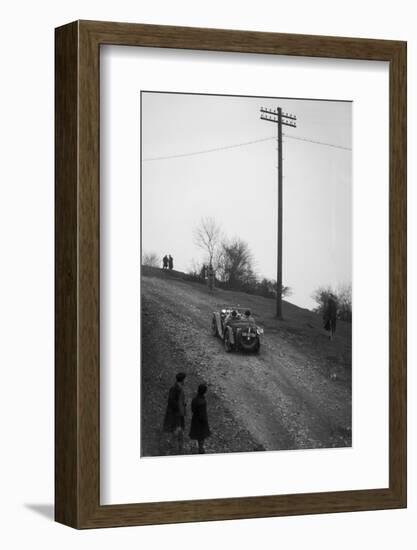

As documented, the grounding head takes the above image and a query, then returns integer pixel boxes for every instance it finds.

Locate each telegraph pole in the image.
[260,106,297,319]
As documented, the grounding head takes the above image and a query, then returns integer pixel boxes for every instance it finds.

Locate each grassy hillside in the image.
[141,265,352,456]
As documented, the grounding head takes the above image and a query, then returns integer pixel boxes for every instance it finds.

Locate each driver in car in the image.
[224,309,238,325]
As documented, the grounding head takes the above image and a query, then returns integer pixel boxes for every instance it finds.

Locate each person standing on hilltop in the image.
[163,372,187,454]
[162,255,168,269]
[168,254,174,270]
[189,383,211,454]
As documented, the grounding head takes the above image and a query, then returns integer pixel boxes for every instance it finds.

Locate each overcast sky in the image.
[141,92,352,310]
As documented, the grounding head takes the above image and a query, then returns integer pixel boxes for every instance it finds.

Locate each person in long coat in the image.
[323,294,338,340]
[168,254,174,270]
[163,372,186,454]
[189,383,211,454]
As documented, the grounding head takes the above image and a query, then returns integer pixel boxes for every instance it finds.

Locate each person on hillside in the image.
[163,372,187,454]
[324,294,338,340]
[162,255,168,269]
[168,254,174,270]
[207,263,215,290]
[189,383,211,454]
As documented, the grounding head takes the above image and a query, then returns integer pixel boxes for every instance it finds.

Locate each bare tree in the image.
[194,217,222,268]
[217,238,254,289]
[336,284,352,322]
[312,286,333,317]
[142,251,159,268]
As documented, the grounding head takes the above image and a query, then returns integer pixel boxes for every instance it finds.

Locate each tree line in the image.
[142,216,351,319]
[191,217,292,299]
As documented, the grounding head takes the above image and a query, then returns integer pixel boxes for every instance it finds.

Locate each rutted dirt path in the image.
[141,268,351,456]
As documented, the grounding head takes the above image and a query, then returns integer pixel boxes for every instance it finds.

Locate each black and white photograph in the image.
[140,91,352,457]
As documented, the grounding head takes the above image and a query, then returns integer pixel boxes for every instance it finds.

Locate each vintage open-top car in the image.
[211,305,263,353]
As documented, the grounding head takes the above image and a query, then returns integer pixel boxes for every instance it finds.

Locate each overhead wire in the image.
[283,134,351,151]
[142,134,351,162]
[142,136,275,162]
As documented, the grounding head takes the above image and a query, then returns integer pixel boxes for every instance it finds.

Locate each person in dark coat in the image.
[207,263,215,290]
[163,372,186,454]
[162,255,168,269]
[168,254,174,270]
[324,294,338,340]
[189,383,211,454]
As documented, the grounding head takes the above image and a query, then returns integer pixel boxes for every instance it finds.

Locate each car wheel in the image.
[211,316,218,336]
[224,331,232,352]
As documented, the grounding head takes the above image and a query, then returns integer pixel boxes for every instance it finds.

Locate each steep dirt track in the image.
[141,268,351,456]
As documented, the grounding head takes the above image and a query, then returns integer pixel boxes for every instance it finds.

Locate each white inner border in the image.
[100,45,389,505]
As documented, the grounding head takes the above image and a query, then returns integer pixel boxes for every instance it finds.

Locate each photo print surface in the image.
[140,91,352,457]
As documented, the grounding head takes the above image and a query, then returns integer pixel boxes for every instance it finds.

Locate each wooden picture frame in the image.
[55,20,406,528]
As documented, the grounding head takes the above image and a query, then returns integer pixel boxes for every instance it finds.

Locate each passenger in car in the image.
[244,309,255,323]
